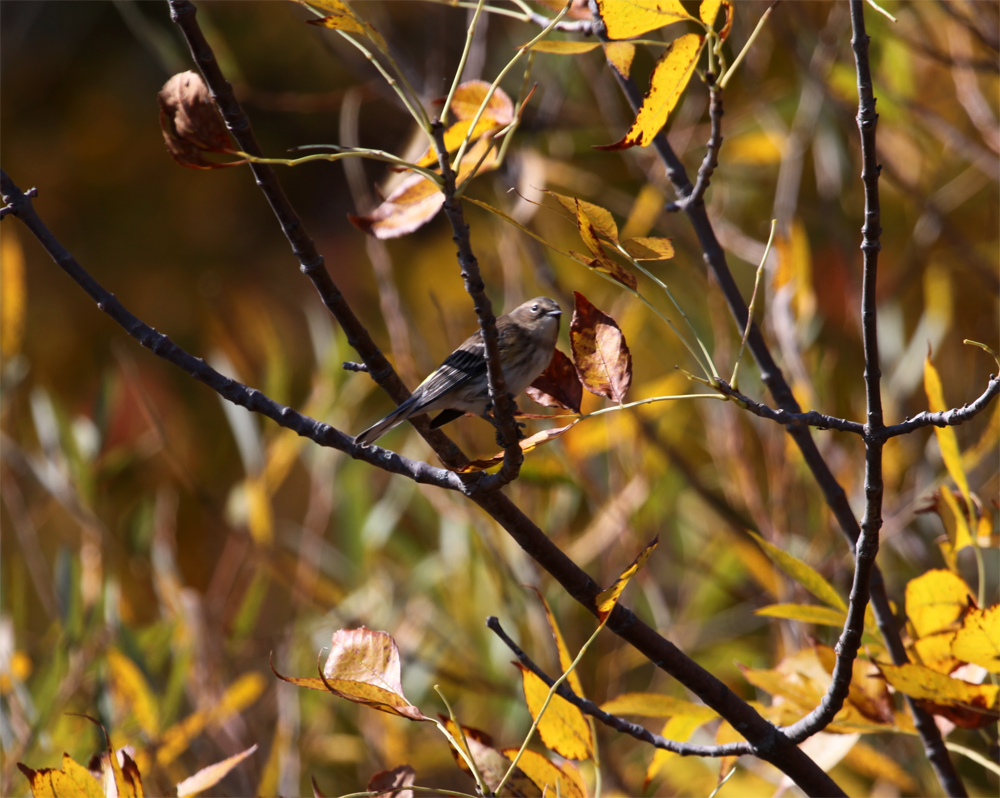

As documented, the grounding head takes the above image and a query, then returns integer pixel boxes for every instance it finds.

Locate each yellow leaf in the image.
[924,355,972,513]
[456,421,579,472]
[644,715,707,787]
[754,604,847,628]
[443,720,539,796]
[699,0,722,27]
[595,535,659,621]
[622,236,674,260]
[244,475,273,544]
[523,40,601,54]
[500,749,586,798]
[600,692,717,720]
[107,648,159,736]
[620,183,663,240]
[962,400,999,473]
[905,569,974,638]
[176,745,257,798]
[528,587,585,698]
[939,487,974,552]
[603,42,635,77]
[302,0,388,52]
[952,606,1000,672]
[449,80,515,124]
[544,190,619,242]
[875,661,999,711]
[572,201,637,289]
[415,117,500,168]
[1,226,26,359]
[723,129,785,165]
[17,754,104,798]
[596,0,694,40]
[747,531,847,613]
[596,34,702,150]
[516,664,594,760]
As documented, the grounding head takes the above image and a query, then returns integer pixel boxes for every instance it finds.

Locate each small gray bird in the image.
[356,297,562,446]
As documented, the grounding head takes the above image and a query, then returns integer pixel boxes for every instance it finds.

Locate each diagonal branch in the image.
[486,617,754,758]
[714,380,866,434]
[666,77,723,213]
[881,376,1000,439]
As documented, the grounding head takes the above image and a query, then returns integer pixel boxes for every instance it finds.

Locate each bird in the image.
[355,297,562,446]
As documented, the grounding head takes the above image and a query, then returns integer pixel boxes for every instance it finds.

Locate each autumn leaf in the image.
[301,0,388,52]
[272,628,431,721]
[952,605,1000,672]
[622,236,674,260]
[515,663,594,760]
[457,421,579,472]
[747,530,847,613]
[595,34,703,150]
[176,745,257,798]
[367,765,416,798]
[600,693,718,720]
[570,292,633,402]
[527,349,583,413]
[499,749,586,798]
[440,718,540,796]
[874,661,999,716]
[447,80,515,124]
[545,190,619,242]
[158,71,235,169]
[754,604,848,628]
[527,586,585,698]
[18,754,104,798]
[595,535,658,622]
[521,40,601,55]
[595,0,694,40]
[603,42,635,78]
[924,354,973,513]
[906,569,975,637]
[1,227,26,359]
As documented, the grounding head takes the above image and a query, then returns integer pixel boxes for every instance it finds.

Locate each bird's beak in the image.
[548,309,562,317]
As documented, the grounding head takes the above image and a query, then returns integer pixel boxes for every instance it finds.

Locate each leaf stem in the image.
[719,2,777,89]
[731,219,777,391]
[232,150,443,185]
[434,685,489,797]
[442,0,487,128]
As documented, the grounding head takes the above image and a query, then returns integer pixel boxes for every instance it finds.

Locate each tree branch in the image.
[714,380,866,435]
[166,0,470,471]
[666,77,723,213]
[486,617,754,758]
[881,375,1000,439]
[432,121,523,490]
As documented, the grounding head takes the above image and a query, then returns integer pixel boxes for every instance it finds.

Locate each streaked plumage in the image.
[356,297,562,446]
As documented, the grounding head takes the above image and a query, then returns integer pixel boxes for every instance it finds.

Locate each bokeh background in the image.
[1,1,997,795]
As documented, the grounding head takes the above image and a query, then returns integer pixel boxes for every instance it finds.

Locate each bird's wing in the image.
[411,335,486,412]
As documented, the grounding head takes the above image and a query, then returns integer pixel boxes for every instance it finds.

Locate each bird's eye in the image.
[531,303,539,313]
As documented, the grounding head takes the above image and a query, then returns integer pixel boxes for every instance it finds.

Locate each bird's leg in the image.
[483,395,526,446]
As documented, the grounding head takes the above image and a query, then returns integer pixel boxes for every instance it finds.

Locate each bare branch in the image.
[882,376,1000,439]
[715,380,866,435]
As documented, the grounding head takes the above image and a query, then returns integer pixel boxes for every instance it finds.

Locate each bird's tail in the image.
[355,398,416,446]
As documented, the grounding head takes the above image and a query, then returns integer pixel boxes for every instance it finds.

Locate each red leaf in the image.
[527,349,583,413]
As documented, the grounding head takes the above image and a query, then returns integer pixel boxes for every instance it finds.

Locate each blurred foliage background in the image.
[1,1,997,795]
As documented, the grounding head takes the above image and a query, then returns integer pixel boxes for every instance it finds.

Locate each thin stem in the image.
[491,51,536,173]
[719,2,778,89]
[577,393,723,420]
[234,150,442,184]
[714,380,865,434]
[442,0,487,128]
[732,220,777,391]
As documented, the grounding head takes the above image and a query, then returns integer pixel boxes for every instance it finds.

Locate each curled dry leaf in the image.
[176,745,257,798]
[158,71,233,169]
[272,627,431,721]
[527,349,583,413]
[595,535,659,622]
[457,421,579,472]
[595,34,703,151]
[545,190,619,242]
[367,765,417,798]
[570,292,632,403]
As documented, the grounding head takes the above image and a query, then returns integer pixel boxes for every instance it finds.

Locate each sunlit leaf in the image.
[906,569,974,638]
[952,606,1000,672]
[527,586,585,697]
[176,745,257,798]
[924,354,973,513]
[754,604,847,628]
[302,0,388,52]
[448,80,515,124]
[600,692,717,720]
[441,718,540,796]
[596,0,694,40]
[545,190,619,242]
[527,349,584,413]
[500,749,586,798]
[644,715,706,788]
[603,42,635,77]
[595,535,658,622]
[158,72,235,169]
[622,236,674,260]
[595,34,702,150]
[875,661,999,713]
[747,530,847,613]
[842,742,918,795]
[515,664,594,760]
[939,487,974,552]
[522,40,601,54]
[17,754,103,798]
[570,292,633,403]
[699,0,722,27]
[814,644,895,725]
[456,421,579,472]
[107,648,159,736]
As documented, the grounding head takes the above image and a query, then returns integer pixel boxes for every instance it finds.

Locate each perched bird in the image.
[356,297,562,446]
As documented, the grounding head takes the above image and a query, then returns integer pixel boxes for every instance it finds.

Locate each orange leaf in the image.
[595,535,659,622]
[527,349,583,413]
[595,34,702,151]
[545,190,619,242]
[515,664,594,760]
[570,292,632,402]
[499,749,586,798]
[527,586,585,698]
[456,421,579,472]
[448,80,514,124]
[301,0,388,51]
[596,0,694,40]
[622,236,674,260]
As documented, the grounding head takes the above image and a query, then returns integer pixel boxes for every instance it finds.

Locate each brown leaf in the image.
[570,292,632,402]
[367,765,416,798]
[527,349,583,413]
[158,71,233,169]
[440,717,540,796]
[457,422,578,472]
[544,190,619,242]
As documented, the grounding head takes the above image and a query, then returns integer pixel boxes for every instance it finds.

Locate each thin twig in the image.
[881,376,1000,439]
[666,75,723,213]
[714,380,866,435]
